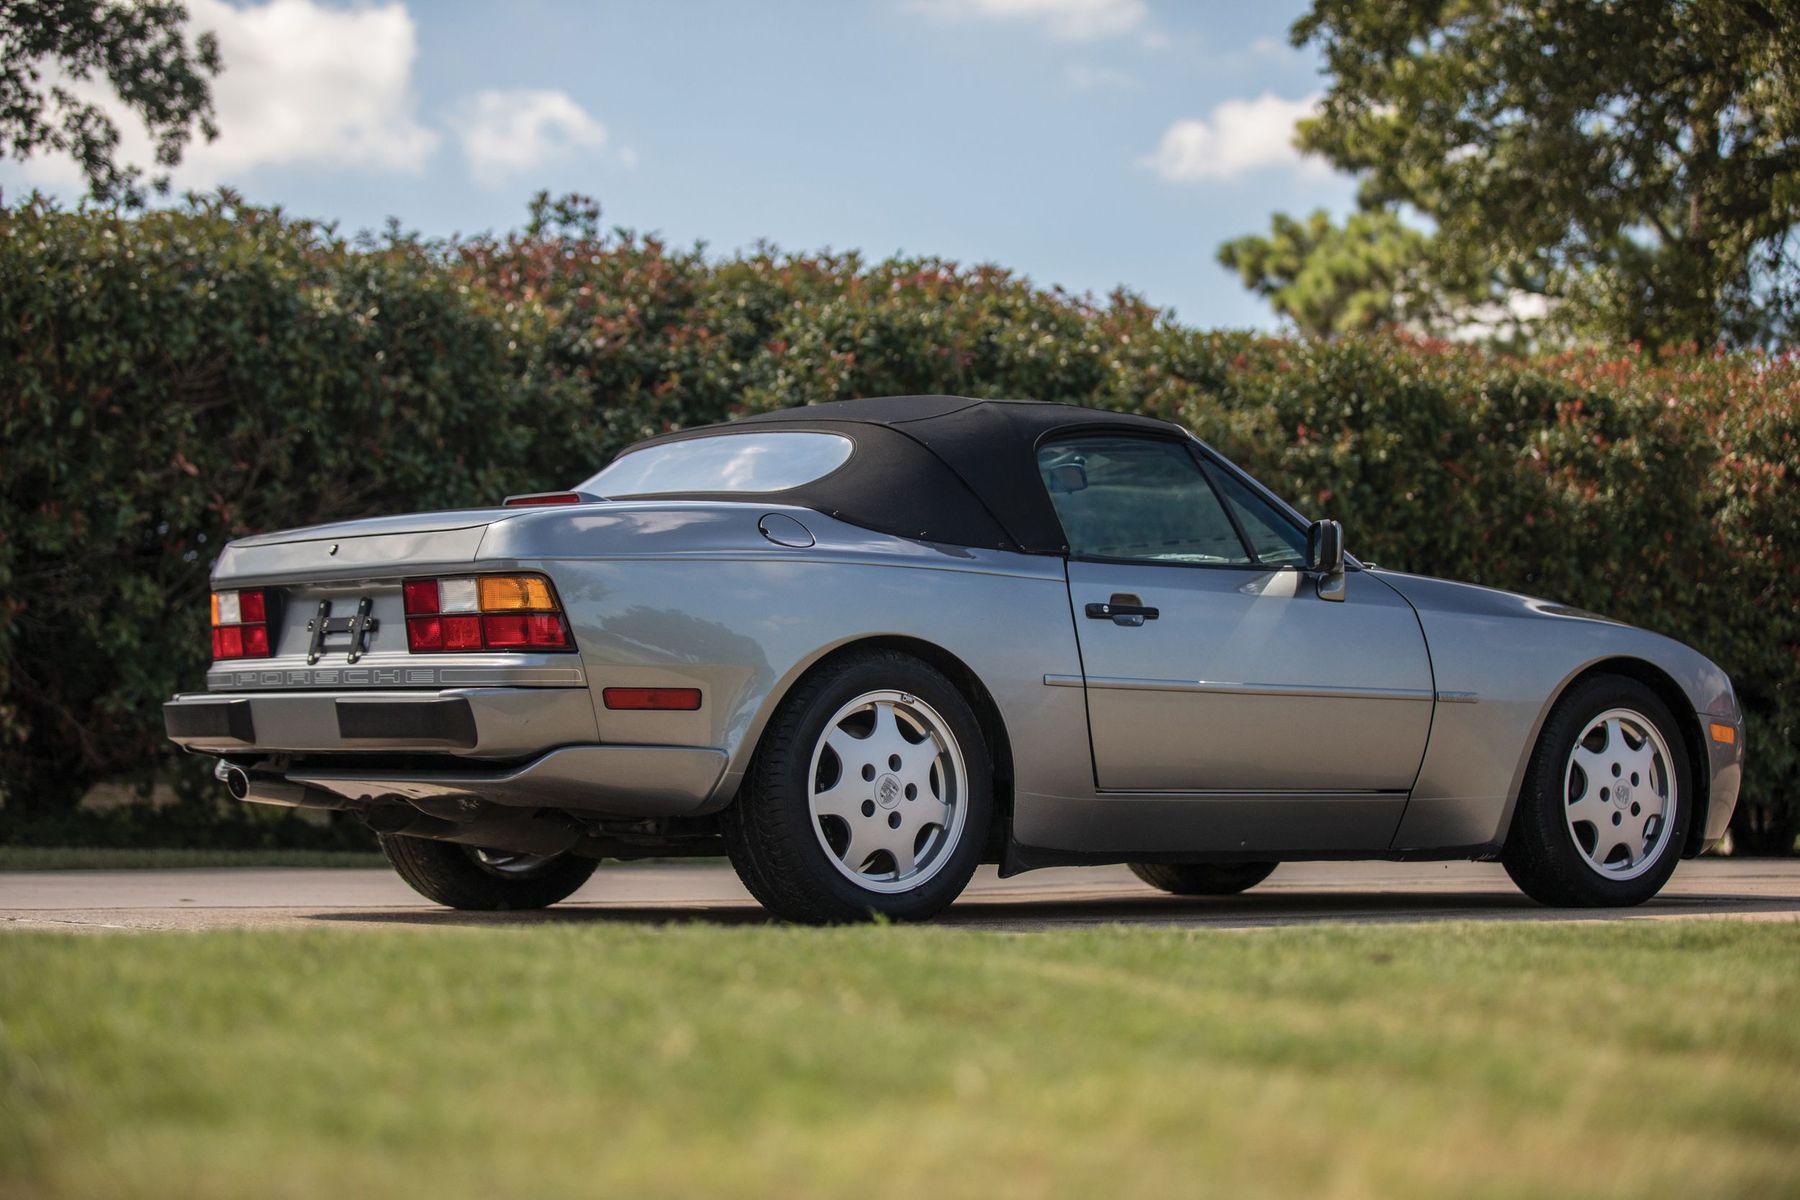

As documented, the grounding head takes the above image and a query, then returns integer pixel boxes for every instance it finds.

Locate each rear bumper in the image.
[287,744,729,818]
[165,688,730,817]
[163,686,598,758]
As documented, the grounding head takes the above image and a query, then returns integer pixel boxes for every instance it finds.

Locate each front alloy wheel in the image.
[1560,708,1678,880]
[1128,861,1278,896]
[1503,674,1691,907]
[379,835,598,910]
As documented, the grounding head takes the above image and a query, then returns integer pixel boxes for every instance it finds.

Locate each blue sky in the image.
[4,0,1359,328]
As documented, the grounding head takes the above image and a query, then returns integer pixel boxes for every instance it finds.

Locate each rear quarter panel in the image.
[477,504,1091,812]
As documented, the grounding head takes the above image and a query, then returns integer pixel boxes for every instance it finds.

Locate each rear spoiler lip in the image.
[501,490,608,507]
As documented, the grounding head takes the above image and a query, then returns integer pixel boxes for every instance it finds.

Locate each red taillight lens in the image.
[442,614,484,651]
[480,613,571,648]
[603,687,702,711]
[210,588,274,660]
[405,616,442,651]
[402,574,570,653]
[403,579,439,614]
[482,614,530,648]
[525,614,566,646]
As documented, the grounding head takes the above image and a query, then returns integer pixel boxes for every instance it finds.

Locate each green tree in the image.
[1229,0,1799,348]
[1218,207,1460,337]
[0,0,220,205]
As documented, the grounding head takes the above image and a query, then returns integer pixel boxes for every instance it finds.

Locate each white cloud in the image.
[13,0,437,191]
[452,89,608,186]
[906,0,1147,40]
[1141,93,1327,182]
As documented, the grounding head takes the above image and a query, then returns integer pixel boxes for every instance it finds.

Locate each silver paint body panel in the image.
[176,497,1745,861]
[1376,571,1742,849]
[1065,560,1432,792]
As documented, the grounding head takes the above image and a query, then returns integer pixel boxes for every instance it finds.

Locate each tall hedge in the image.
[2,196,1795,850]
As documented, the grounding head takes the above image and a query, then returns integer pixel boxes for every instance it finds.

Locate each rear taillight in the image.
[211,588,274,659]
[402,573,573,652]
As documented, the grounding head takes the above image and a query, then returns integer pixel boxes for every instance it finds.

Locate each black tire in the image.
[1502,674,1692,907]
[1127,861,1278,896]
[722,649,992,924]
[378,835,598,910]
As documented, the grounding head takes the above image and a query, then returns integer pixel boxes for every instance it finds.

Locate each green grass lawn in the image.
[0,847,386,871]
[3,921,1798,1199]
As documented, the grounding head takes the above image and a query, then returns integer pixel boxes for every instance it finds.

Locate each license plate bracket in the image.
[306,596,380,665]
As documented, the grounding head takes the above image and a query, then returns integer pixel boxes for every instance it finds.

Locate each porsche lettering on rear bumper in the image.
[206,663,587,690]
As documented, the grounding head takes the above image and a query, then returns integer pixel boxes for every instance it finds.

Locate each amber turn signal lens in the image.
[477,575,556,612]
[1709,722,1736,745]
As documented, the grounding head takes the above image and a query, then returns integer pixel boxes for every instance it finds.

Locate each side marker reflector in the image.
[1709,722,1736,745]
[603,687,702,711]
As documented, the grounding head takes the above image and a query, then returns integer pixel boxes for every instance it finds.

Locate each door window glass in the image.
[1037,436,1251,565]
[1206,466,1308,566]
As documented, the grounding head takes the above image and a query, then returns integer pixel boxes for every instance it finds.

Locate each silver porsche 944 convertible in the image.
[165,395,1744,921]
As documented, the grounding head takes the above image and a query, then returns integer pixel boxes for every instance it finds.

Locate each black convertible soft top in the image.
[619,395,1187,554]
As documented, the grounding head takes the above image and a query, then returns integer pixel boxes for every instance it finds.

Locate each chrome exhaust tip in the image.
[217,763,346,810]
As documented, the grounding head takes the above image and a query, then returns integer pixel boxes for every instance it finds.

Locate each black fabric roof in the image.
[617,396,1188,553]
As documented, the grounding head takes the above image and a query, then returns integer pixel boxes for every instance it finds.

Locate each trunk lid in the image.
[214,508,517,583]
[211,508,521,665]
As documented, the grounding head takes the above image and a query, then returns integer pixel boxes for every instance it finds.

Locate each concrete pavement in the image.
[3,859,1799,932]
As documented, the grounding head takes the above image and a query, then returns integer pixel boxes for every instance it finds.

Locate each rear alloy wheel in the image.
[379,834,598,910]
[723,650,991,923]
[1127,861,1277,896]
[1503,675,1691,907]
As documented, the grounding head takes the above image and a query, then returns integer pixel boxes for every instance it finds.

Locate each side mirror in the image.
[1306,519,1346,602]
[1045,463,1088,494]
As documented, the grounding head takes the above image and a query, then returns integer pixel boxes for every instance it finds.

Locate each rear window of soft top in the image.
[580,431,854,496]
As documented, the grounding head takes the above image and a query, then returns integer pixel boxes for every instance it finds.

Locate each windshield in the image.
[580,431,854,496]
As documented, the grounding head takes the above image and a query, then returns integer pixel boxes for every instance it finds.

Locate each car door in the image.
[1040,433,1434,794]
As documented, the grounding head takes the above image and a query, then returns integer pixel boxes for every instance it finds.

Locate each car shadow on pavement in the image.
[295,887,1799,932]
[304,905,776,929]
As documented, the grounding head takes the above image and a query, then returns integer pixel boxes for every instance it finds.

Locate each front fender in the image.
[1379,571,1739,852]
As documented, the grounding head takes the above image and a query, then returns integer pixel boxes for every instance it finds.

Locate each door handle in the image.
[1086,597,1159,625]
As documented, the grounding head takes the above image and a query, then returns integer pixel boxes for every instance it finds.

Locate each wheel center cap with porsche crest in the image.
[875,773,902,809]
